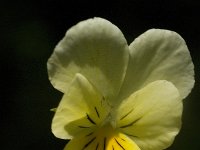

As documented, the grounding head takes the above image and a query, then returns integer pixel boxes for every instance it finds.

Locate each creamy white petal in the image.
[116,80,182,150]
[47,17,129,102]
[119,29,194,100]
[52,73,109,139]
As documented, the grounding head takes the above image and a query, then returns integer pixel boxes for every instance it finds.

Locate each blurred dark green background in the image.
[1,0,200,149]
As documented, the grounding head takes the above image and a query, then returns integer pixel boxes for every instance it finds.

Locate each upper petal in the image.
[47,17,129,102]
[119,29,194,100]
[116,80,182,150]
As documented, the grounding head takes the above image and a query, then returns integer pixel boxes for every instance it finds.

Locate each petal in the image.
[64,125,140,150]
[106,133,141,150]
[47,17,129,102]
[119,29,194,100]
[116,80,182,150]
[52,73,109,139]
[63,135,98,150]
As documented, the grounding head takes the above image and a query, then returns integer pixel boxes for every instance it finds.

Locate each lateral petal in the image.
[52,73,109,139]
[117,80,182,150]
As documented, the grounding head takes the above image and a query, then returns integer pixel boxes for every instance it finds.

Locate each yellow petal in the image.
[64,124,140,150]
[119,29,194,100]
[52,73,109,139]
[116,80,182,150]
[47,17,129,103]
[106,132,140,150]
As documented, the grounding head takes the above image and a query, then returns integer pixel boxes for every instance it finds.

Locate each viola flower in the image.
[47,17,194,150]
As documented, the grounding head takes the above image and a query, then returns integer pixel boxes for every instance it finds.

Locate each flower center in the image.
[96,123,116,138]
[83,123,117,149]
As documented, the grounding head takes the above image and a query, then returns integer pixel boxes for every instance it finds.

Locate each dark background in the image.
[1,0,200,149]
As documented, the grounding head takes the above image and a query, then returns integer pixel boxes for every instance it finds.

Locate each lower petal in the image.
[64,124,140,150]
[107,133,140,150]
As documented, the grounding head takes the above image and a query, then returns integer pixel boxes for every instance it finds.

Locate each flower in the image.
[47,17,194,150]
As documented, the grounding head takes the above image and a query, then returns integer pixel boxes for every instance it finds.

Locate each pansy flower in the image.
[47,17,194,150]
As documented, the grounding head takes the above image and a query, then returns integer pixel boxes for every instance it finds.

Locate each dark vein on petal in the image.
[120,118,141,128]
[112,145,115,150]
[102,96,105,101]
[95,107,100,118]
[120,138,125,141]
[101,96,105,107]
[115,138,125,150]
[125,133,138,138]
[78,126,90,128]
[86,132,93,137]
[120,109,134,120]
[82,137,96,150]
[96,143,99,150]
[86,113,96,125]
[103,137,106,150]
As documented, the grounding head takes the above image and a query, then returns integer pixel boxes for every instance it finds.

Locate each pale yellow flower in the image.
[47,17,194,150]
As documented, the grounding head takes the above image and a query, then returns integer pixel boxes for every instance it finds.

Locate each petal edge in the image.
[119,29,194,100]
